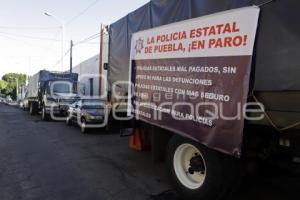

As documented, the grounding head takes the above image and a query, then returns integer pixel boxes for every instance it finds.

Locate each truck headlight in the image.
[89,116,96,119]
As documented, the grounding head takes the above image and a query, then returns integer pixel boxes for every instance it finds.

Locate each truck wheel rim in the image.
[173,143,206,190]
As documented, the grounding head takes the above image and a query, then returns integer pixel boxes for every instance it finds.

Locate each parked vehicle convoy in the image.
[5,1,297,199]
[66,98,106,133]
[100,0,300,199]
[26,70,79,121]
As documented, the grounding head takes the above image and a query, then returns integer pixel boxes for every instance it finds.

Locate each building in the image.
[72,31,109,98]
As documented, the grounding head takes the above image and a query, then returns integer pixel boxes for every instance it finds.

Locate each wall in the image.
[72,31,109,98]
[72,54,100,97]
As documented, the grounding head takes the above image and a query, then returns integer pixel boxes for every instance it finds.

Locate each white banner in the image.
[130,6,260,60]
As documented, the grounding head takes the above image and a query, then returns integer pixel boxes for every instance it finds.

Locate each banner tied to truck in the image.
[128,7,260,156]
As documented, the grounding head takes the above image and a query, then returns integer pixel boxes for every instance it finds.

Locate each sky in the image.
[0,0,150,78]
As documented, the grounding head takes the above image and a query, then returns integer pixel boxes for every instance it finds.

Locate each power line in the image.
[66,0,101,25]
[51,49,71,69]
[0,31,62,42]
[49,31,101,70]
[48,29,63,48]
[73,32,100,46]
[0,25,59,30]
[82,41,100,45]
[0,34,57,52]
[75,35,100,45]
[49,27,106,70]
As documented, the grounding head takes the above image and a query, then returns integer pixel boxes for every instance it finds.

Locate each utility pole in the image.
[70,40,73,75]
[99,24,104,96]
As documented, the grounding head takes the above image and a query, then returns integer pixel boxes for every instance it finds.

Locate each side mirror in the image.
[103,63,109,70]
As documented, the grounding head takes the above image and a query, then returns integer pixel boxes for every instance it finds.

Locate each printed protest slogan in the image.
[129,7,260,156]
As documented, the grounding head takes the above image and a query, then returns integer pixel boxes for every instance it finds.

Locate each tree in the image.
[1,73,27,99]
[0,80,8,91]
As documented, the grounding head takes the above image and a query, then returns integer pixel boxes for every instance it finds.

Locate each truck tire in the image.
[66,114,72,126]
[166,135,234,200]
[29,103,33,115]
[80,118,88,134]
[29,103,37,115]
[41,106,50,121]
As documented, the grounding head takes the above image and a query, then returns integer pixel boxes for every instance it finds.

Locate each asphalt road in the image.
[0,103,171,200]
[0,102,300,200]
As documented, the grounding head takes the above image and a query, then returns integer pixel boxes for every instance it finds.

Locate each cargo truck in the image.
[101,0,300,199]
[26,70,78,121]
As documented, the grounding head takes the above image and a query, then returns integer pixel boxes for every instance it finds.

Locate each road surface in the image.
[0,102,299,200]
[0,103,171,200]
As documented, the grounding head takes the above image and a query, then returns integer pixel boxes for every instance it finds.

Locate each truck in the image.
[26,70,78,121]
[99,0,300,199]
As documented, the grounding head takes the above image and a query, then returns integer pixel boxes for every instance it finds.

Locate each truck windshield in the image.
[53,83,72,93]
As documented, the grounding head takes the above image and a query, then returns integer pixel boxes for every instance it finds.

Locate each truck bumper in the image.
[45,105,68,115]
[85,115,104,123]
